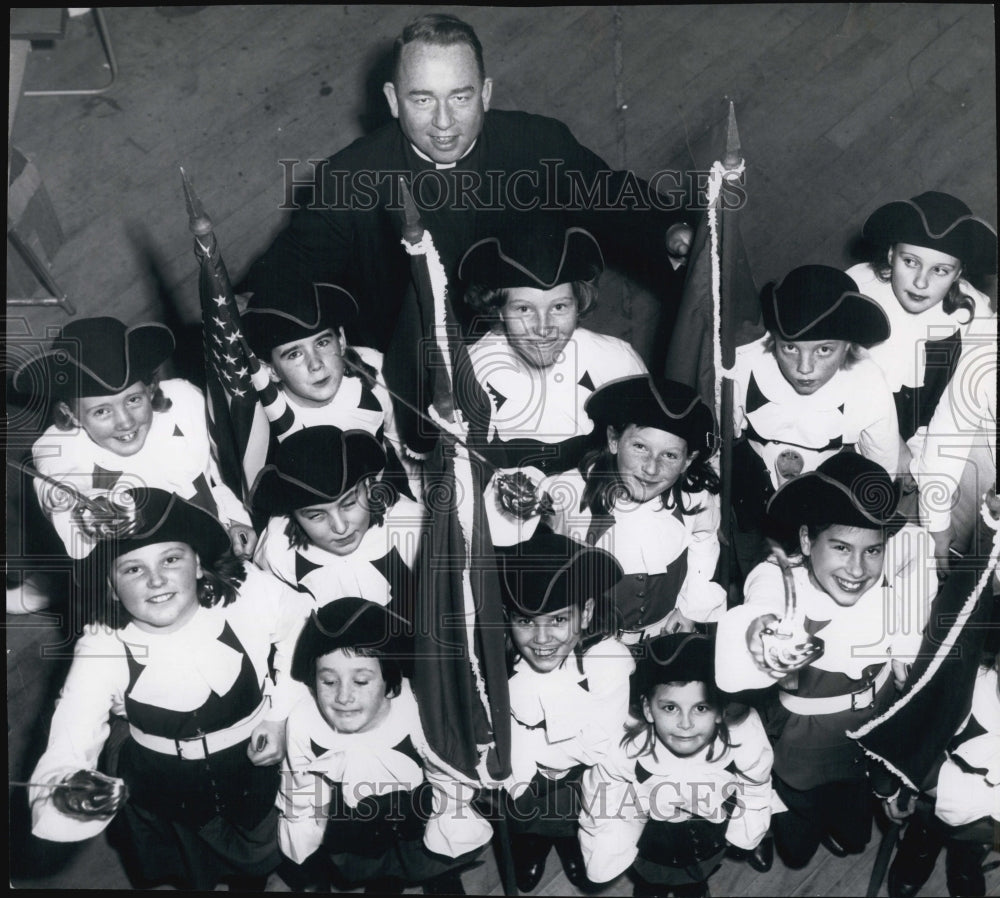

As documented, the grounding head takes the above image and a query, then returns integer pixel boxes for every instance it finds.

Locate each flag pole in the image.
[717,101,744,603]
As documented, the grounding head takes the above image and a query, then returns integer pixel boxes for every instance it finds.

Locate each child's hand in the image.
[745,614,796,679]
[51,770,128,820]
[247,718,286,766]
[660,608,696,634]
[882,790,914,824]
[227,522,258,559]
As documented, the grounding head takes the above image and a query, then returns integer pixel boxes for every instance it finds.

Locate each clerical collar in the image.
[410,139,478,169]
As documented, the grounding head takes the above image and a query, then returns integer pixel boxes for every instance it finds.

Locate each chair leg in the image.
[24,8,119,97]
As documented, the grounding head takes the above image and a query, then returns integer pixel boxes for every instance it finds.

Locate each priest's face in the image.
[383,41,492,165]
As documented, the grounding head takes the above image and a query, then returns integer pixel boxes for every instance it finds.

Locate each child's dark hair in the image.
[312,646,404,699]
[284,476,392,550]
[870,250,975,322]
[94,549,247,630]
[54,381,171,431]
[577,428,720,519]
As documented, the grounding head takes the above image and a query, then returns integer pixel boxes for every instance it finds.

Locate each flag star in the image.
[231,387,246,398]
[234,367,248,378]
[225,331,240,344]
[223,354,238,366]
[213,316,225,327]
[212,334,223,345]
[213,295,227,306]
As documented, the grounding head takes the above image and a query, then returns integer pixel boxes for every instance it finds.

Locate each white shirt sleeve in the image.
[30,627,125,842]
[723,710,774,850]
[852,362,902,476]
[578,747,644,883]
[676,491,726,623]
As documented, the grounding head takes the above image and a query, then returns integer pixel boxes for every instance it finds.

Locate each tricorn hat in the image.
[241,274,358,358]
[12,317,175,401]
[290,596,411,683]
[458,222,604,291]
[496,527,623,617]
[635,632,717,695]
[760,265,889,347]
[585,375,716,457]
[862,191,997,275]
[249,425,386,517]
[74,488,230,594]
[766,452,904,533]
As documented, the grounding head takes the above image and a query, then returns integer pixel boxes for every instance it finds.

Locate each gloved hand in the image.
[51,769,128,820]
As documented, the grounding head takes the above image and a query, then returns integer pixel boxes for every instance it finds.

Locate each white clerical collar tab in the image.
[410,139,478,169]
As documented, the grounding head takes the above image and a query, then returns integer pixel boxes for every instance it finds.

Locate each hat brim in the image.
[74,491,230,595]
[290,597,411,683]
[585,376,715,457]
[766,469,905,533]
[249,430,386,517]
[13,323,175,399]
[761,287,890,347]
[863,200,998,275]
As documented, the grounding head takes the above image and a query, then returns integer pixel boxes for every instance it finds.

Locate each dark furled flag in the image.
[395,181,511,785]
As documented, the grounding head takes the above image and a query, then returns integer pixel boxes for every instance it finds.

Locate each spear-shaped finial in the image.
[723,100,742,170]
[180,166,214,238]
[399,176,424,245]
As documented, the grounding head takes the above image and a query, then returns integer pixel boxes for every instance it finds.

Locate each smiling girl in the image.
[730,265,900,574]
[716,453,935,870]
[250,426,425,619]
[278,597,490,893]
[530,375,725,641]
[459,223,647,479]
[13,317,255,567]
[28,488,309,890]
[847,192,997,449]
[580,633,774,898]
[497,528,632,893]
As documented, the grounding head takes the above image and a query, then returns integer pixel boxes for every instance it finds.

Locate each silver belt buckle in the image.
[176,733,210,760]
[851,682,876,711]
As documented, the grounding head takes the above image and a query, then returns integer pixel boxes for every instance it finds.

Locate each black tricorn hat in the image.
[74,488,230,593]
[12,317,175,401]
[249,426,386,517]
[241,275,358,358]
[585,375,716,458]
[635,632,716,694]
[290,597,411,684]
[766,452,904,533]
[458,223,604,291]
[496,528,623,617]
[760,265,889,347]
[862,191,997,275]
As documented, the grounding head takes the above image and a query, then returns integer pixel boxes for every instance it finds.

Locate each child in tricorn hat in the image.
[730,264,900,574]
[458,222,648,478]
[580,633,774,897]
[532,374,725,641]
[716,454,934,870]
[848,191,997,446]
[278,597,490,894]
[241,273,420,499]
[250,425,425,620]
[496,527,633,893]
[28,487,309,890]
[10,317,255,612]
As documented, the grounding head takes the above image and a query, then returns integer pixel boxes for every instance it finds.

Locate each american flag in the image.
[183,169,295,505]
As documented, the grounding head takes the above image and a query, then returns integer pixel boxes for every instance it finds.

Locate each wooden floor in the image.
[6,4,998,895]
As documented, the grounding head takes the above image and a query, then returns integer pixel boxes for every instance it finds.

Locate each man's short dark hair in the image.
[392,13,486,83]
